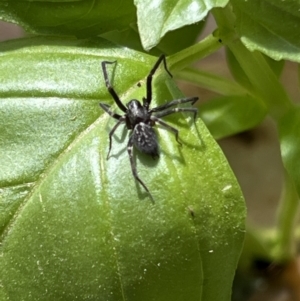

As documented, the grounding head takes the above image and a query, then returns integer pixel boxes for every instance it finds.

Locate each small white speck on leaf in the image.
[222,185,232,192]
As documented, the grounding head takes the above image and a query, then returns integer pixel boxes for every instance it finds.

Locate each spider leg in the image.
[150,96,198,113]
[154,107,198,121]
[127,135,152,196]
[106,116,126,159]
[144,54,173,110]
[151,116,182,146]
[101,61,127,113]
[99,103,122,120]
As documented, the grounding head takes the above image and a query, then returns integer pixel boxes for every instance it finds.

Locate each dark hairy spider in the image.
[99,54,198,197]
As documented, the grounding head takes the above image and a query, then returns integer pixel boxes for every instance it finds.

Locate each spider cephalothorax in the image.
[100,54,198,198]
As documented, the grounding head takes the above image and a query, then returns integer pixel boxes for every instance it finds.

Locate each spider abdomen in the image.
[132,122,159,158]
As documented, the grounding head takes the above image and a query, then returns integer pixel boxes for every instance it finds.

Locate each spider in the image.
[99,54,198,197]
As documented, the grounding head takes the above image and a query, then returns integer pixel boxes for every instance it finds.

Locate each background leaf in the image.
[102,21,205,55]
[0,37,245,300]
[134,0,229,50]
[199,95,267,140]
[0,0,136,37]
[231,0,300,62]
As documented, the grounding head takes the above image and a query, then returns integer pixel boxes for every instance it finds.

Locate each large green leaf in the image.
[231,0,300,62]
[134,0,229,50]
[0,37,245,301]
[0,0,136,37]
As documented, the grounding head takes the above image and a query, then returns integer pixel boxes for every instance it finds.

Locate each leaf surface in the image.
[134,0,229,50]
[0,0,136,37]
[0,37,245,301]
[231,0,300,62]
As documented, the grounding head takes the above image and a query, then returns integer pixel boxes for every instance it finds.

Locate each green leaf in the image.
[0,0,136,37]
[198,95,267,140]
[156,21,206,55]
[134,0,229,50]
[231,0,300,62]
[102,21,205,56]
[0,37,245,301]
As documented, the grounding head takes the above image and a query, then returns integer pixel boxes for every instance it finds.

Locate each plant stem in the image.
[274,170,300,262]
[213,5,291,120]
[168,34,222,72]
[227,41,291,120]
[175,67,247,96]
